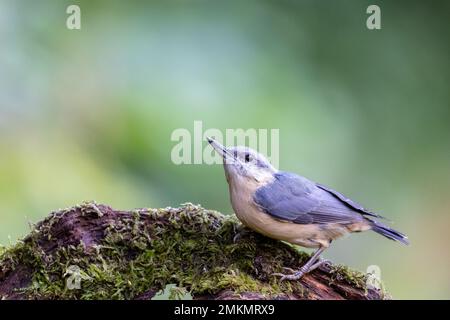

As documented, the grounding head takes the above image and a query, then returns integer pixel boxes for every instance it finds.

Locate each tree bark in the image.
[0,202,386,300]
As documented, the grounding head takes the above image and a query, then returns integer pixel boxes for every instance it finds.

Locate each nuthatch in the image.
[207,137,408,281]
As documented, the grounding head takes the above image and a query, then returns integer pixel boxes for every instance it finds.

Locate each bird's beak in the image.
[207,137,237,164]
[207,137,227,157]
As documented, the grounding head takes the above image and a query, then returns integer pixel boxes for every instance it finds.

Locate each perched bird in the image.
[207,137,408,281]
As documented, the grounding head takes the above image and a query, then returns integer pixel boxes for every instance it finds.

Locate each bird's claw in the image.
[233,225,250,243]
[319,259,332,269]
[233,233,243,243]
[272,267,308,281]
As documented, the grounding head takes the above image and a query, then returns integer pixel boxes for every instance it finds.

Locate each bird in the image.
[207,137,408,281]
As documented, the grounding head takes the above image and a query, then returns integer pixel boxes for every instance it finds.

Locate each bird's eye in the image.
[244,153,251,163]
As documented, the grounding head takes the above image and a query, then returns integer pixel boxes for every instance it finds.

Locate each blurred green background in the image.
[0,0,449,299]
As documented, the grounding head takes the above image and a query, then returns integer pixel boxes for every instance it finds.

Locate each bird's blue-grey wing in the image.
[316,183,385,219]
[254,172,366,225]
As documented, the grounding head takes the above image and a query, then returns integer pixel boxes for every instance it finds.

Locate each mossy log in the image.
[0,202,386,300]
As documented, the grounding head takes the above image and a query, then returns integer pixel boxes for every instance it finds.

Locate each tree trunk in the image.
[0,202,386,300]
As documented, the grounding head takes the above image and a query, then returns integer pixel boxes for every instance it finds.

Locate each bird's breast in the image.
[227,177,335,248]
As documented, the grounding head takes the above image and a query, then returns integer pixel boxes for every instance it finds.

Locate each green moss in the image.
[0,202,371,299]
[329,264,368,289]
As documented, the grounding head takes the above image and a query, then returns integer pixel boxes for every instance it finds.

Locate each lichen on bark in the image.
[0,202,385,300]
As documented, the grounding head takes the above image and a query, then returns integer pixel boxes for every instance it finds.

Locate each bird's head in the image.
[207,137,277,183]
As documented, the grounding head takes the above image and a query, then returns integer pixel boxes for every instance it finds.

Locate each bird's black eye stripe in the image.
[244,153,251,162]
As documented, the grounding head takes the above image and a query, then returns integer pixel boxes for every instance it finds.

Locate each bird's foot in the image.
[309,258,332,272]
[315,258,332,271]
[233,232,244,243]
[272,266,309,281]
[233,225,251,243]
[272,259,331,281]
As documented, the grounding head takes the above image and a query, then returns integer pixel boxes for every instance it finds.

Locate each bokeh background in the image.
[0,0,449,299]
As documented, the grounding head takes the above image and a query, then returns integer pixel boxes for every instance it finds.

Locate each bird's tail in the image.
[370,221,409,245]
